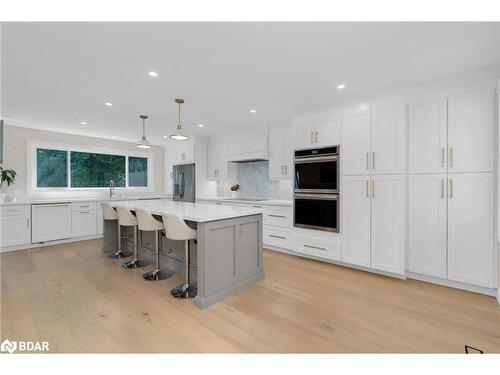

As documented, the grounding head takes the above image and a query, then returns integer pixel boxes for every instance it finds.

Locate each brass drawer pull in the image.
[269,234,286,240]
[268,214,286,218]
[304,244,327,251]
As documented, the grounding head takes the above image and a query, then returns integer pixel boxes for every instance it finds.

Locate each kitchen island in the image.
[103,200,264,309]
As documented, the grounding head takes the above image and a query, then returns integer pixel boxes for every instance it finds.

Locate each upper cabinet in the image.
[294,112,341,150]
[342,99,406,176]
[409,88,494,174]
[224,133,268,162]
[207,138,227,182]
[269,126,292,179]
[408,98,447,174]
[447,89,494,173]
[169,138,195,165]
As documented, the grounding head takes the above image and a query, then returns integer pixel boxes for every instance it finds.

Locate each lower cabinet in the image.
[96,208,103,235]
[342,174,405,275]
[263,226,293,249]
[72,209,97,237]
[293,233,341,261]
[1,205,31,248]
[32,203,72,243]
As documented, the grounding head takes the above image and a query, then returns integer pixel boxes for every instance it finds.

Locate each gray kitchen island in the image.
[102,200,264,309]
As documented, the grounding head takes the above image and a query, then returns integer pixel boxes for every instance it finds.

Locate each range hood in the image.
[224,133,269,162]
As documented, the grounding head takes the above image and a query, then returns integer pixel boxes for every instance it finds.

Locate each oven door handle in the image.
[294,193,338,200]
[294,155,338,163]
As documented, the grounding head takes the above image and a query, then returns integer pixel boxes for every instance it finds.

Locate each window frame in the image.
[27,141,154,193]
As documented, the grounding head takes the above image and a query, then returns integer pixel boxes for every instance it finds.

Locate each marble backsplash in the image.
[218,160,293,200]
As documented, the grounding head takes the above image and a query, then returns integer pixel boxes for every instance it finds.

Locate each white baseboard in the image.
[0,234,103,253]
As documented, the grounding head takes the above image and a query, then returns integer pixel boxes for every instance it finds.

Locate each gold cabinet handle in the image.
[372,152,375,170]
[371,180,375,198]
[366,180,369,198]
[448,147,453,168]
[441,179,445,199]
[440,148,445,168]
[269,214,286,218]
[285,165,288,175]
[269,234,286,240]
[304,244,327,251]
[366,152,370,170]
[310,132,314,144]
[449,178,453,199]
[315,131,318,143]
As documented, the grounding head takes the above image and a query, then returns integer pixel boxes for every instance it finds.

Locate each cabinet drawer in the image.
[72,202,97,211]
[263,206,293,228]
[72,210,97,237]
[294,235,341,261]
[1,205,30,216]
[263,226,293,249]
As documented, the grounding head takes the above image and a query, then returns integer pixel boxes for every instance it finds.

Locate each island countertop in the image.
[109,199,263,222]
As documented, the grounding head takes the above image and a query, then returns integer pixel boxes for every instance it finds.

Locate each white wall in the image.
[1,125,165,200]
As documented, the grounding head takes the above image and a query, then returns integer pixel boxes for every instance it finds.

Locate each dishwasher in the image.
[31,203,72,243]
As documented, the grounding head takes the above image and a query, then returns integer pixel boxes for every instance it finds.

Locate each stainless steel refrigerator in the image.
[172,163,195,202]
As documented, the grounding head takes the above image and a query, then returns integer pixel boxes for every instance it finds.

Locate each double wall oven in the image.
[294,146,340,232]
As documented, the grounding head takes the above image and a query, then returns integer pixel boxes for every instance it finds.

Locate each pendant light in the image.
[136,115,152,149]
[169,98,189,141]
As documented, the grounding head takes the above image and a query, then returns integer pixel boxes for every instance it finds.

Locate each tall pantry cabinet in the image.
[408,88,496,288]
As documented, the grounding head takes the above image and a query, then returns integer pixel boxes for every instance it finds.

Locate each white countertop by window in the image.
[110,200,262,222]
[0,195,170,207]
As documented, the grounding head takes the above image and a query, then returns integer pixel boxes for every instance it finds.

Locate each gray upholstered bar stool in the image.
[101,203,133,259]
[117,206,151,269]
[161,213,197,298]
[135,208,174,281]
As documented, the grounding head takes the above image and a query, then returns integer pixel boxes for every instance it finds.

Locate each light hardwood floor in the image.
[1,239,499,353]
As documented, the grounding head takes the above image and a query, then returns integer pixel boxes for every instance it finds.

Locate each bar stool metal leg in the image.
[171,240,196,298]
[109,222,133,259]
[122,226,151,269]
[143,231,174,281]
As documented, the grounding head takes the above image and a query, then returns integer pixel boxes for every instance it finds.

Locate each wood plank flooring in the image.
[1,239,499,353]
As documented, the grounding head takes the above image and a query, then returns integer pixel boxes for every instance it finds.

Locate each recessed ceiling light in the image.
[80,122,87,125]
[163,135,168,139]
[198,124,205,128]
[105,102,113,106]
[111,136,116,139]
[148,71,158,77]
[249,109,257,114]
[337,84,346,90]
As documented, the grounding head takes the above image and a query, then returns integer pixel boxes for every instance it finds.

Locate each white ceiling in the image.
[2,22,499,143]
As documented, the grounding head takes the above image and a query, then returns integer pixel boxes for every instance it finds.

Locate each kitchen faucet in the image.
[109,180,115,198]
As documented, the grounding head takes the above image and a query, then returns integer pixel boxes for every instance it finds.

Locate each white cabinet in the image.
[207,138,227,181]
[96,207,103,235]
[342,101,405,176]
[72,209,97,238]
[342,175,405,274]
[170,139,195,164]
[269,127,292,179]
[263,226,293,250]
[447,173,495,287]
[448,89,494,173]
[32,204,72,243]
[294,113,341,150]
[408,174,447,278]
[408,98,448,174]
[370,175,405,274]
[342,175,371,267]
[341,108,371,175]
[294,233,341,261]
[0,205,31,248]
[224,133,268,162]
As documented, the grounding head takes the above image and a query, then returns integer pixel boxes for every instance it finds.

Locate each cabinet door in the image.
[96,209,104,235]
[294,118,316,150]
[207,138,219,181]
[269,127,286,179]
[448,89,494,173]
[341,109,371,175]
[32,204,72,243]
[408,174,447,278]
[342,175,371,267]
[408,98,447,174]
[371,105,406,174]
[0,215,31,247]
[447,173,495,287]
[371,175,406,275]
[315,115,341,148]
[72,210,97,237]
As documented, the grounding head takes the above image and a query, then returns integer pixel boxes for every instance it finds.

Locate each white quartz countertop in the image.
[110,200,263,222]
[0,195,170,207]
[197,197,293,207]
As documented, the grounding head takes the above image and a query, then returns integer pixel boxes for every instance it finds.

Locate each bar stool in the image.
[117,206,151,269]
[135,208,174,281]
[161,213,197,298]
[101,203,133,259]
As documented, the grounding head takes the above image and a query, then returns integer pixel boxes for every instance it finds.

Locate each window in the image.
[71,152,126,188]
[37,148,68,187]
[32,143,151,190]
[128,157,148,187]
